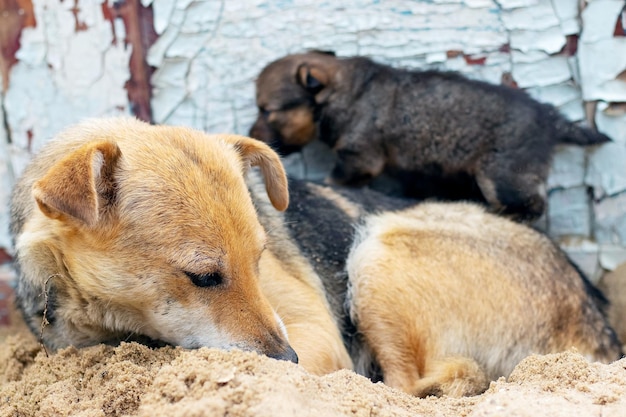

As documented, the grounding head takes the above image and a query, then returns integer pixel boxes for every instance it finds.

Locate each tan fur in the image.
[259,250,352,374]
[308,183,363,219]
[12,117,621,398]
[347,202,621,396]
[266,106,316,147]
[246,176,354,373]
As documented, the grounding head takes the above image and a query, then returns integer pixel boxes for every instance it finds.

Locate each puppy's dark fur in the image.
[250,51,610,221]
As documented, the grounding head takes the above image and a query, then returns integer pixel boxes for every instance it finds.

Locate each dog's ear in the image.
[32,140,121,227]
[297,64,328,96]
[223,135,289,211]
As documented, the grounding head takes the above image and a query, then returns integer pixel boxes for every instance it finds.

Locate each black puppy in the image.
[250,51,610,221]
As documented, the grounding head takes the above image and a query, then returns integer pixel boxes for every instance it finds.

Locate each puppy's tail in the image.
[554,117,612,146]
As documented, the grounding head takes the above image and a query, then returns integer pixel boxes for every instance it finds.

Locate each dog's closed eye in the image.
[184,271,223,288]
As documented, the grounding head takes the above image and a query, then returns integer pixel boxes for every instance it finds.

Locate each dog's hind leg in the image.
[409,356,489,397]
[346,222,489,397]
[348,292,488,397]
[357,325,488,397]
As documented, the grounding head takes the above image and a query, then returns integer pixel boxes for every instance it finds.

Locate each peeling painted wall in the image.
[1,0,626,283]
[0,0,132,252]
[2,0,132,171]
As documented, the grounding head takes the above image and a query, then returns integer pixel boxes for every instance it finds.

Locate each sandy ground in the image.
[1,295,625,417]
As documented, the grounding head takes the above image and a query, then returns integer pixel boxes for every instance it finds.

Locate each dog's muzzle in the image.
[268,344,299,364]
[249,118,304,156]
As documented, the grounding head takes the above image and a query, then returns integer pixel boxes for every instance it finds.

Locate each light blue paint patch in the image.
[390,8,414,15]
[616,217,626,244]
[259,0,294,9]
[548,186,591,238]
[593,192,626,244]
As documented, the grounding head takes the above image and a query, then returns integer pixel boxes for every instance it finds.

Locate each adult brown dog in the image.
[11,117,621,397]
[250,51,610,221]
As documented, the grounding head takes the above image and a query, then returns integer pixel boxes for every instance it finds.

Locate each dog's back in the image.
[327,58,607,164]
[335,58,608,220]
[250,177,622,396]
[345,202,622,396]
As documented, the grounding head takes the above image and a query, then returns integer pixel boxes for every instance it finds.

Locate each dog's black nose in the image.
[268,345,299,364]
[285,345,299,364]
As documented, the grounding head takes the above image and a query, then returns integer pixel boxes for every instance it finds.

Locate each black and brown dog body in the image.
[250,51,610,221]
[253,176,622,394]
[11,117,622,398]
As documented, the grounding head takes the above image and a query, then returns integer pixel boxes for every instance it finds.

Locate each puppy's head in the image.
[30,118,297,363]
[249,51,340,155]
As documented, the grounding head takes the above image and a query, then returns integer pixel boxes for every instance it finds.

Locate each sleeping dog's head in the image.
[14,117,297,363]
[249,50,340,155]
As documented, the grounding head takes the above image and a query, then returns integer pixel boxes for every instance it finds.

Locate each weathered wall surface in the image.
[1,0,626,282]
[0,0,131,252]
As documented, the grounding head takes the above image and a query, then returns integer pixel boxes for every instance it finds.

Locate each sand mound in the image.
[1,329,625,417]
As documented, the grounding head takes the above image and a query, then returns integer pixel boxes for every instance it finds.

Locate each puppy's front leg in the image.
[258,251,353,375]
[328,134,386,188]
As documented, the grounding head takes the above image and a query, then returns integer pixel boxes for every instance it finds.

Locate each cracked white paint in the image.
[497,0,542,10]
[501,0,560,31]
[548,186,592,238]
[578,0,626,101]
[512,55,573,87]
[596,102,626,145]
[1,0,626,282]
[599,245,626,271]
[593,192,626,244]
[0,0,131,253]
[4,0,130,177]
[510,26,566,54]
[526,82,585,118]
[551,0,582,35]
[586,143,626,199]
[546,145,586,189]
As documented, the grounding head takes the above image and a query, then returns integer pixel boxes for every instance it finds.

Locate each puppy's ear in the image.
[224,135,289,211]
[297,64,328,95]
[32,141,121,227]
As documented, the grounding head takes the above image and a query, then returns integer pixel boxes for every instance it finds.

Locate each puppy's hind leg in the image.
[346,223,489,398]
[350,294,489,398]
[367,333,488,397]
[411,356,489,398]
